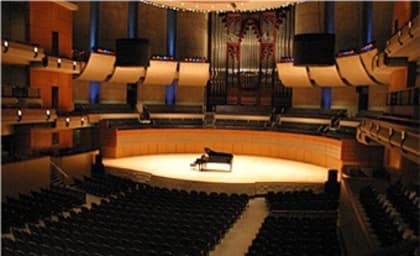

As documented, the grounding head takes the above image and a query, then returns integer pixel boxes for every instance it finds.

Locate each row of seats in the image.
[249,188,341,255]
[2,185,85,234]
[2,185,248,256]
[73,174,137,197]
[386,181,419,235]
[247,215,341,256]
[359,185,404,246]
[214,119,268,130]
[266,190,339,211]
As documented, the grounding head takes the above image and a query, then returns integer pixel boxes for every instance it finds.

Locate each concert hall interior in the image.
[1,1,419,256]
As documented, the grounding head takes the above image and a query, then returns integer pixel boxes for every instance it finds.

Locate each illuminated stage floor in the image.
[103,154,329,184]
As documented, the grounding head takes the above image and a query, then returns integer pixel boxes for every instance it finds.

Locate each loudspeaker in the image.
[328,169,338,182]
[116,38,150,66]
[293,33,335,66]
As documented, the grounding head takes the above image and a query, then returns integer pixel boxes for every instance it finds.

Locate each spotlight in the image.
[81,117,85,126]
[57,58,62,68]
[65,117,70,127]
[17,109,23,122]
[46,109,51,121]
[3,40,8,53]
[33,46,39,58]
[72,61,77,70]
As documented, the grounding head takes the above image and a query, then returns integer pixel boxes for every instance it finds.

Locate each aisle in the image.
[210,197,269,256]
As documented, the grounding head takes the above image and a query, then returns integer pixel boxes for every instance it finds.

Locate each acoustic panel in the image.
[178,62,210,87]
[336,54,379,86]
[108,66,145,84]
[308,65,347,87]
[77,52,116,82]
[360,48,389,85]
[143,60,178,86]
[277,62,313,87]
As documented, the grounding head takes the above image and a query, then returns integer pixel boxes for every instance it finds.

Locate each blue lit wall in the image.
[321,2,334,109]
[362,2,373,44]
[128,2,137,39]
[166,9,177,105]
[89,2,100,104]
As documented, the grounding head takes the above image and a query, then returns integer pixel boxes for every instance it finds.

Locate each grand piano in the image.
[190,147,234,172]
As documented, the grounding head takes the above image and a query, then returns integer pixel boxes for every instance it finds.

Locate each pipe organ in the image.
[209,7,294,107]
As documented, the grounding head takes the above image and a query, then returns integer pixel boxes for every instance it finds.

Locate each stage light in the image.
[81,117,85,126]
[57,58,62,68]
[33,46,39,58]
[3,40,8,53]
[65,117,70,127]
[72,61,77,70]
[17,109,23,122]
[46,109,51,121]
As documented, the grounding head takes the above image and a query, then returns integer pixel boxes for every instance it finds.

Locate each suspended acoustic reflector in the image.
[108,66,145,83]
[308,65,348,87]
[77,52,116,81]
[143,60,178,86]
[336,54,380,86]
[178,62,210,87]
[293,33,335,66]
[276,62,313,87]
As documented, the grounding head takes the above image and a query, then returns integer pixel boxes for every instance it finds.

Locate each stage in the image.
[103,154,332,194]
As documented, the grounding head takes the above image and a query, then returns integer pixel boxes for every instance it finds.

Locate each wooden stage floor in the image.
[103,154,330,187]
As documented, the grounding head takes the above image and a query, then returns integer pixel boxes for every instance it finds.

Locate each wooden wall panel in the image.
[335,2,362,51]
[102,129,345,171]
[138,3,167,56]
[2,157,50,199]
[176,86,205,106]
[100,82,126,103]
[341,139,384,169]
[30,70,73,111]
[331,87,358,117]
[30,129,73,151]
[292,87,321,108]
[176,12,208,60]
[29,2,73,58]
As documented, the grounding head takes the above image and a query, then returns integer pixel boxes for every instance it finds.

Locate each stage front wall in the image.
[101,129,346,170]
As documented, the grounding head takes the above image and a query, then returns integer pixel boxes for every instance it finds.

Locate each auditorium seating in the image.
[283,108,347,119]
[73,174,137,197]
[74,103,135,114]
[247,215,341,256]
[359,185,405,246]
[145,104,203,114]
[2,185,248,256]
[386,181,419,235]
[266,190,339,211]
[2,185,85,234]
[214,119,268,130]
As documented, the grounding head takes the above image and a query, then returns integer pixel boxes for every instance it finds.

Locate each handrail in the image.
[49,159,70,179]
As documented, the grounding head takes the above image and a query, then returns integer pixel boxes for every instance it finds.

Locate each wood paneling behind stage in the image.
[101,128,345,170]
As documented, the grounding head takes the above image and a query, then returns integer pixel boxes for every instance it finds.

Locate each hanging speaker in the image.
[293,33,335,66]
[116,38,150,66]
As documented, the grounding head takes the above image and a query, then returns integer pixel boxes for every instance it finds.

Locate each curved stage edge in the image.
[104,154,330,195]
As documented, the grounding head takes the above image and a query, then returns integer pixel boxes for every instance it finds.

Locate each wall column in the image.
[321,2,334,109]
[127,2,138,109]
[89,1,100,104]
[166,9,177,105]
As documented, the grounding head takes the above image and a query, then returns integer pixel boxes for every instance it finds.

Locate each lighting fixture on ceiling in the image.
[139,0,300,13]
